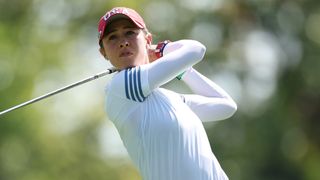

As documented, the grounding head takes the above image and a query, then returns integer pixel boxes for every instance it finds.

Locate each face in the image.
[99,18,152,70]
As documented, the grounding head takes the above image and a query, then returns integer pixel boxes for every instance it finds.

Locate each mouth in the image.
[119,51,133,58]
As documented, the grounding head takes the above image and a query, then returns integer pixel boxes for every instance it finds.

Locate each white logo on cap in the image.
[103,8,129,21]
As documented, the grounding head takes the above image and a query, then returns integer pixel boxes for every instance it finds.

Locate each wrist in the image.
[155,40,170,58]
[177,67,193,80]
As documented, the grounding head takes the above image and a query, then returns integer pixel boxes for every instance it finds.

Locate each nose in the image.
[119,40,129,48]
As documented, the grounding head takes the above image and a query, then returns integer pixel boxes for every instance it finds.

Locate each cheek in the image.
[136,37,148,51]
[105,45,116,57]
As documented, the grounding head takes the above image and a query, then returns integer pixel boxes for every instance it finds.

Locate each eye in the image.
[126,30,136,36]
[108,34,117,40]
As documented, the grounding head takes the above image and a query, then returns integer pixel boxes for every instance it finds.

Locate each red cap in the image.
[98,7,146,43]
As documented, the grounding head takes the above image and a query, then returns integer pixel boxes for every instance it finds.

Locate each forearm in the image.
[147,40,206,90]
[182,68,234,101]
[181,68,237,121]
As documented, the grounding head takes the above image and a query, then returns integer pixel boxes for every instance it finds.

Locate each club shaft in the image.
[0,68,117,116]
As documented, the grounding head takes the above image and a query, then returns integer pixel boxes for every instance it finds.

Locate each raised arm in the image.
[181,68,237,122]
[145,40,206,91]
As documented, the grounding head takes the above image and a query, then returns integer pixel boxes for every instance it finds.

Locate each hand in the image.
[148,44,159,63]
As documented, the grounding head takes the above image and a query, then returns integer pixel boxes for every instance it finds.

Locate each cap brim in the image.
[99,10,146,42]
[105,14,131,26]
[104,14,143,34]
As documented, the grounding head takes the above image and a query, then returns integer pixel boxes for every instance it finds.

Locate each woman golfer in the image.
[98,7,237,180]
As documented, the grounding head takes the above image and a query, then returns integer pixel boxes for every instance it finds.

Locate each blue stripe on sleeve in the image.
[128,68,136,101]
[124,69,130,100]
[137,67,145,101]
[124,67,145,102]
[133,68,143,102]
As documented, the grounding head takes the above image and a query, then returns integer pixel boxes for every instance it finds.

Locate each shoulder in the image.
[106,66,150,102]
[105,70,125,93]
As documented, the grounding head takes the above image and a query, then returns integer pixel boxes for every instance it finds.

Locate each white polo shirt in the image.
[105,40,237,180]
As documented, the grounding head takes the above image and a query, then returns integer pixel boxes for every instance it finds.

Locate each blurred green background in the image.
[1,0,320,179]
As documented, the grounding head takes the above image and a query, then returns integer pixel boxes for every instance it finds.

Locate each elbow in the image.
[230,101,238,116]
[216,100,237,121]
[225,101,237,119]
[204,100,237,122]
[193,41,206,61]
[195,40,206,54]
[183,40,206,63]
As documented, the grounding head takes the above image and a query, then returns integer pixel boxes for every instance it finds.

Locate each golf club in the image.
[0,68,118,116]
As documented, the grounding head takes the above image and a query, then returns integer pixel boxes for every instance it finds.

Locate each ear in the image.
[145,33,152,48]
[99,47,108,60]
